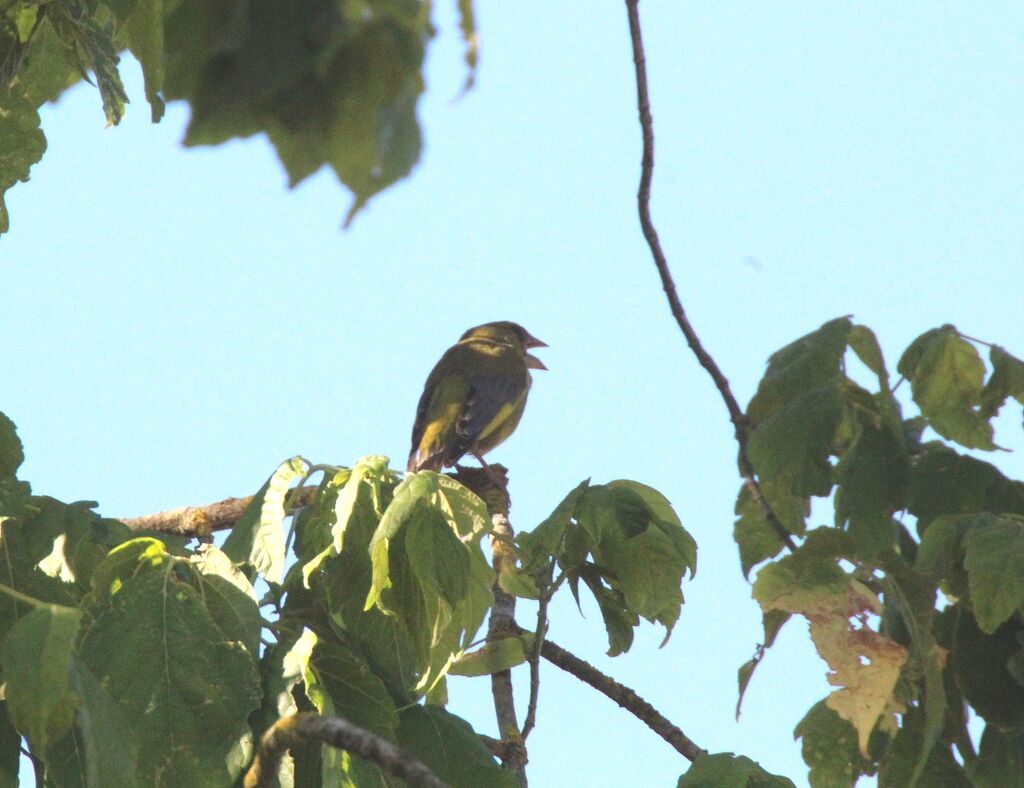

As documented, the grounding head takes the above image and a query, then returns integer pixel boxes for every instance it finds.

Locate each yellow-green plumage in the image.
[407,321,547,472]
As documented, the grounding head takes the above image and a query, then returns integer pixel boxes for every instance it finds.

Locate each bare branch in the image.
[623,0,795,552]
[118,487,317,538]
[243,712,448,788]
[541,637,704,762]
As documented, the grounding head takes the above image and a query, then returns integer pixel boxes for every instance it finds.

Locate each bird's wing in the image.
[408,372,463,471]
[452,365,529,458]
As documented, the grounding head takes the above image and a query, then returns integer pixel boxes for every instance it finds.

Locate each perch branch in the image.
[118,487,317,538]
[243,712,448,788]
[624,0,795,552]
[541,637,705,762]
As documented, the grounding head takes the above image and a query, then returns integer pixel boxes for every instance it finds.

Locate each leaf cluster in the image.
[730,317,1024,786]
[1,0,477,234]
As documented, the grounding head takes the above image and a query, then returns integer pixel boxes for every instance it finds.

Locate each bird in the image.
[407,321,547,473]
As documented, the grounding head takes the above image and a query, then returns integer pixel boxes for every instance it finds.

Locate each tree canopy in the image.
[2,1,1024,786]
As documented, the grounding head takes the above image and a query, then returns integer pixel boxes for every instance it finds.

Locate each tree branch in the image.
[454,466,528,786]
[541,637,704,762]
[118,487,317,538]
[243,712,448,788]
[623,0,796,552]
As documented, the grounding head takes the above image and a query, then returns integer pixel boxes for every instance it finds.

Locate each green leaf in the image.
[190,545,262,658]
[879,706,971,787]
[607,480,697,576]
[981,345,1024,419]
[124,0,166,121]
[171,0,430,227]
[736,655,759,720]
[0,702,20,788]
[433,474,490,540]
[734,480,808,578]
[970,726,1024,788]
[678,752,796,787]
[365,473,433,612]
[907,445,1024,529]
[405,506,470,607]
[0,92,46,234]
[747,317,853,423]
[496,565,540,599]
[963,514,1024,633]
[579,567,638,656]
[848,324,889,388]
[0,604,82,751]
[307,636,399,740]
[88,536,168,601]
[748,382,845,497]
[950,606,1024,728]
[253,457,308,583]
[516,481,589,570]
[0,413,23,480]
[794,701,866,788]
[288,630,392,788]
[396,706,516,788]
[222,476,269,567]
[589,506,686,633]
[47,2,128,126]
[44,662,140,788]
[898,327,995,449]
[449,636,530,677]
[319,541,421,705]
[78,568,261,787]
[834,408,908,558]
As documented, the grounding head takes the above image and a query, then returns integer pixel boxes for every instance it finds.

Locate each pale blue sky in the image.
[3,3,1024,786]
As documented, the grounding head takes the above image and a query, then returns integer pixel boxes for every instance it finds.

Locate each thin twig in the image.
[541,637,705,762]
[522,570,565,740]
[520,586,549,740]
[623,0,796,552]
[243,713,448,788]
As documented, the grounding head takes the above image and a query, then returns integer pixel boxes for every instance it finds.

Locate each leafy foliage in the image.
[0,0,482,235]
[0,315,1021,785]
[516,479,696,656]
[739,319,1024,786]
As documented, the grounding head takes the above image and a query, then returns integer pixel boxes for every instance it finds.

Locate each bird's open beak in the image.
[525,334,547,370]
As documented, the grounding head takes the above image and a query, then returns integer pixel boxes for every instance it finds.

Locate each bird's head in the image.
[461,321,548,370]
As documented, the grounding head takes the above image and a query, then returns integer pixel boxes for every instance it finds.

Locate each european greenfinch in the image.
[407,321,547,472]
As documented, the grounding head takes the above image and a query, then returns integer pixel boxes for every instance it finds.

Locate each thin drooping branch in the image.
[541,638,704,762]
[118,487,317,537]
[243,712,448,788]
[623,0,796,552]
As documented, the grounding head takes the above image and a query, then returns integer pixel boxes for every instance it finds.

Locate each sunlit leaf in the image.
[1,604,81,751]
[897,327,994,449]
